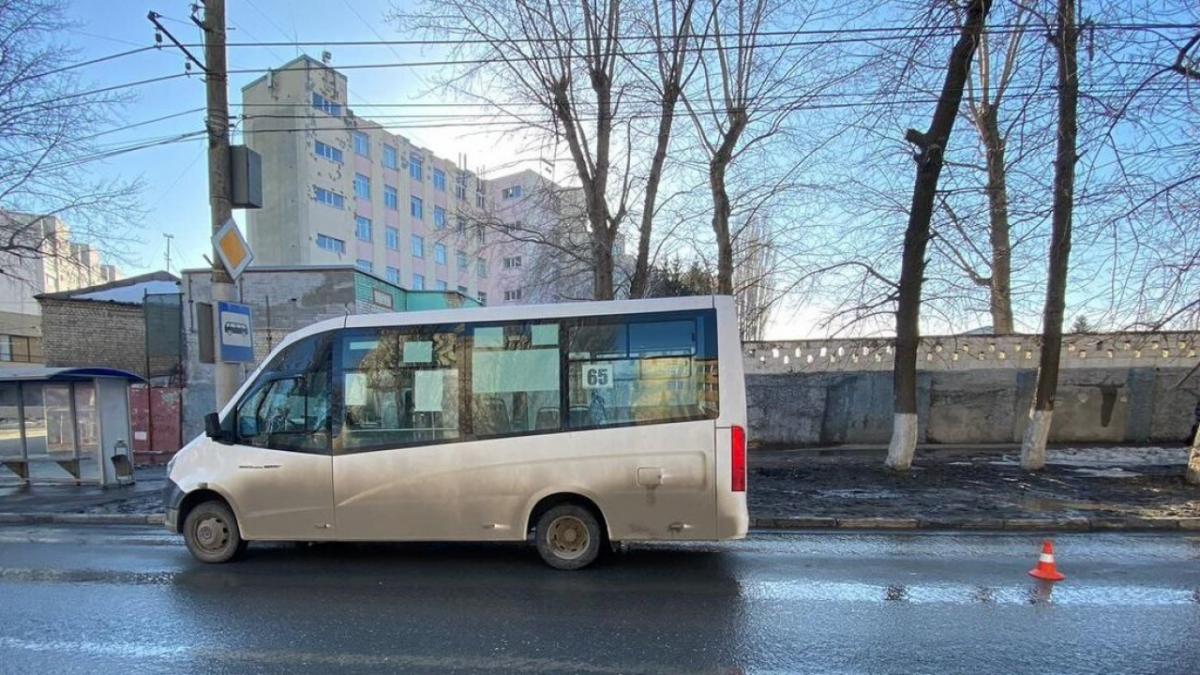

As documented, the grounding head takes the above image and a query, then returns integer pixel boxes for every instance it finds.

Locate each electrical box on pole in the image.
[229,145,262,209]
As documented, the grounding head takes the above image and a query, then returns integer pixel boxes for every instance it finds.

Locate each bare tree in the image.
[1020,0,1079,471]
[886,0,993,472]
[959,6,1033,334]
[626,0,700,298]
[681,0,847,295]
[398,0,706,301]
[0,0,141,281]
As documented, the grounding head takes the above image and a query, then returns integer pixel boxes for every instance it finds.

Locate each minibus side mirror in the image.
[204,412,232,444]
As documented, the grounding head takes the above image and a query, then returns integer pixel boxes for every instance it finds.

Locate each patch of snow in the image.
[1069,467,1143,478]
[1045,446,1188,466]
[74,280,179,304]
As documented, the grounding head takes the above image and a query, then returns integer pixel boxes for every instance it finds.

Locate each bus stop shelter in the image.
[0,367,143,487]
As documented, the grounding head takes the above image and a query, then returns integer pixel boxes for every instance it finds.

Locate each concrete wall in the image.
[745,332,1200,448]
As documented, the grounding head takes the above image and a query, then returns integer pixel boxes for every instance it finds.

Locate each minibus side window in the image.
[234,333,332,453]
[339,325,464,450]
[564,310,718,429]
[470,321,561,437]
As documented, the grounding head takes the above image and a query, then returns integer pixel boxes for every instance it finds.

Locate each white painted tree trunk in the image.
[885,413,918,471]
[1186,424,1200,486]
[1021,409,1053,471]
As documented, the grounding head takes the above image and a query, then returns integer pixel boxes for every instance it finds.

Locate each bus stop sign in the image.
[217,301,254,363]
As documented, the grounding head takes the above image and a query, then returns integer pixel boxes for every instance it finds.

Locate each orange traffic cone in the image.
[1028,539,1065,582]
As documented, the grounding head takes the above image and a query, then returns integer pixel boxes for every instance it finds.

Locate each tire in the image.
[183,499,247,564]
[534,504,603,570]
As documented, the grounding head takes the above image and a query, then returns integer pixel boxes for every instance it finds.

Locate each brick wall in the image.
[39,298,147,376]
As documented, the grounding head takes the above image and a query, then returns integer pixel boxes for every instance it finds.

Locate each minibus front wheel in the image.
[183,499,248,564]
[534,504,603,570]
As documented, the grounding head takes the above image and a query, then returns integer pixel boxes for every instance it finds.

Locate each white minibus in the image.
[165,295,748,569]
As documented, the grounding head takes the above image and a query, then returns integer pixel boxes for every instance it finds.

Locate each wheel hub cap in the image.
[195,516,228,551]
[547,516,589,560]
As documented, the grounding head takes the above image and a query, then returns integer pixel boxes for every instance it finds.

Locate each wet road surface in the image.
[0,526,1197,674]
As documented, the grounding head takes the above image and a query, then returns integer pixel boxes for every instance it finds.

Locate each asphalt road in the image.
[0,526,1197,674]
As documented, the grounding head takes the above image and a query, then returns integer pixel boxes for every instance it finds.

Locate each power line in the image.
[29,131,207,173]
[7,73,191,114]
[191,21,1200,49]
[207,28,1200,77]
[227,79,1186,115]
[9,46,161,86]
[231,81,1185,129]
[6,22,1195,112]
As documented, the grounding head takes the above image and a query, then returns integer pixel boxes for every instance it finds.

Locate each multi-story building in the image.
[0,212,120,366]
[243,55,598,307]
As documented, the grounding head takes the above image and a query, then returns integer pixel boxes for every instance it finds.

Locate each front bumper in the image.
[163,478,184,533]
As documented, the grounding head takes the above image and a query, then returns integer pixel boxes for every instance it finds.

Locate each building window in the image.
[410,196,423,219]
[433,168,446,192]
[456,250,468,269]
[409,152,423,181]
[455,172,468,200]
[0,335,42,363]
[504,289,523,302]
[435,280,448,291]
[477,257,488,278]
[354,174,370,200]
[457,285,469,295]
[411,234,424,258]
[384,185,398,210]
[412,273,425,290]
[316,233,346,254]
[355,216,372,242]
[433,206,446,230]
[501,185,524,200]
[356,259,373,273]
[314,186,345,209]
[503,256,523,269]
[314,140,343,163]
[475,224,486,244]
[475,190,485,209]
[477,291,487,305]
[382,144,398,170]
[386,227,399,251]
[456,217,467,237]
[386,266,400,284]
[354,131,370,157]
[434,243,447,265]
[312,92,341,117]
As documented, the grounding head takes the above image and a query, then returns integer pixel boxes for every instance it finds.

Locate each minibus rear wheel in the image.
[183,499,247,564]
[534,504,602,570]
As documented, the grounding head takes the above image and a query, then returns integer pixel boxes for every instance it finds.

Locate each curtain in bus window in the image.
[341,326,462,449]
[470,322,560,436]
[565,312,718,429]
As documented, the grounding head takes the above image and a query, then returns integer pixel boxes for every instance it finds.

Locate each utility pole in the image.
[162,233,174,273]
[149,2,238,407]
[200,0,240,408]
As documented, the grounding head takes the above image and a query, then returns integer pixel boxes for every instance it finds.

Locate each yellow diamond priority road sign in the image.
[212,218,254,280]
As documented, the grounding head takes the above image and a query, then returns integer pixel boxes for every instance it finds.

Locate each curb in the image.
[0,512,1193,532]
[751,516,1197,532]
[0,513,165,526]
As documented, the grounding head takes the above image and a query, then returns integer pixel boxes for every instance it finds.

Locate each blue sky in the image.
[64,0,531,277]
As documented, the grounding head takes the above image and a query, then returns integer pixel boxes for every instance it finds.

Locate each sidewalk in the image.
[0,465,167,524]
[749,445,1200,531]
[1,447,1197,531]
